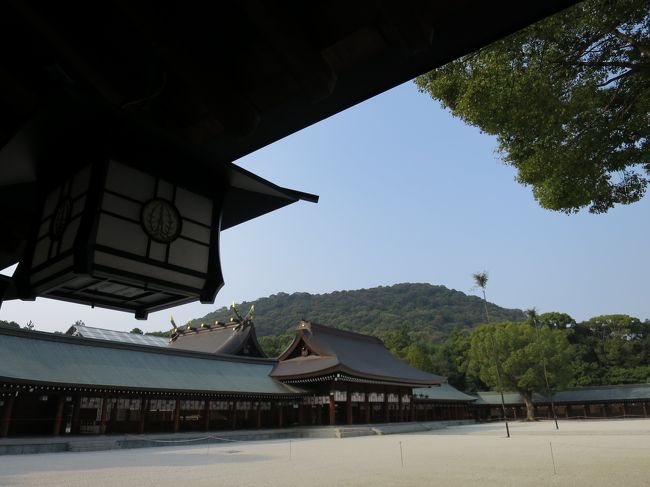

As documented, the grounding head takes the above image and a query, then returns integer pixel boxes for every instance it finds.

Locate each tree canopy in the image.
[416,0,650,214]
[189,283,525,344]
[569,314,650,385]
[465,322,574,419]
[0,320,20,330]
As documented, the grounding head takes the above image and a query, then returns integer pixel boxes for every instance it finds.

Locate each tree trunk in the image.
[522,392,535,421]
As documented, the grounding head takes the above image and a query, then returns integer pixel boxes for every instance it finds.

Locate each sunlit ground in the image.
[1,419,649,487]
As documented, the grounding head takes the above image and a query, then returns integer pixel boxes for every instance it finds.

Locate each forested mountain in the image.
[189,283,525,343]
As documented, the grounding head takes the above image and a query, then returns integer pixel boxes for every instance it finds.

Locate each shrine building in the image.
[0,320,449,437]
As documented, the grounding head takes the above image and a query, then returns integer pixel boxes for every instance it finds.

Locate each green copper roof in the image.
[473,391,547,406]
[0,328,302,395]
[473,384,650,406]
[413,383,476,402]
[553,384,650,403]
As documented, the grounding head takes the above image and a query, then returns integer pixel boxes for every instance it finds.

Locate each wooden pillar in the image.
[108,398,117,433]
[582,404,587,418]
[364,394,371,424]
[256,402,262,429]
[174,398,181,433]
[622,402,627,418]
[328,395,336,426]
[53,394,65,436]
[0,395,15,437]
[99,396,108,434]
[231,401,237,430]
[270,402,276,428]
[299,403,305,426]
[346,391,353,425]
[139,397,147,434]
[398,394,403,422]
[643,402,648,418]
[383,391,389,423]
[204,400,211,431]
[277,402,284,428]
[72,394,82,434]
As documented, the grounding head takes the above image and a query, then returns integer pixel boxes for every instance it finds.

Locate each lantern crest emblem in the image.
[140,198,182,244]
[49,197,72,241]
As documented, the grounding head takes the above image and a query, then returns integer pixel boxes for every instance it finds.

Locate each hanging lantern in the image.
[13,158,224,319]
[3,101,317,318]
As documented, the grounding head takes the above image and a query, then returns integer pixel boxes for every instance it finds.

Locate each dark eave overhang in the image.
[0,1,577,271]
[276,367,441,388]
[0,378,306,399]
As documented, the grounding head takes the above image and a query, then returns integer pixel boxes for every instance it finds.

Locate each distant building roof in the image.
[0,327,301,396]
[169,321,265,357]
[413,383,477,402]
[473,391,548,406]
[66,324,169,347]
[473,384,650,405]
[271,321,443,386]
[552,384,650,403]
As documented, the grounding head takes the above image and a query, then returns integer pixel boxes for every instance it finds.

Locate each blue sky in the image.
[2,81,649,333]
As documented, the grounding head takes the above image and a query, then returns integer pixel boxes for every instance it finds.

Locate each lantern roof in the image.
[271,321,443,386]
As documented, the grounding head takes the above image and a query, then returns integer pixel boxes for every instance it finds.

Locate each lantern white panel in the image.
[60,217,80,253]
[42,189,59,217]
[180,220,211,243]
[168,238,209,273]
[133,292,175,305]
[71,165,91,198]
[101,192,141,222]
[30,255,74,287]
[86,281,145,298]
[105,161,155,202]
[37,220,50,240]
[64,276,100,290]
[19,158,224,316]
[71,196,86,219]
[31,238,50,268]
[94,252,206,290]
[175,188,212,226]
[148,241,167,262]
[96,214,148,256]
[156,180,174,200]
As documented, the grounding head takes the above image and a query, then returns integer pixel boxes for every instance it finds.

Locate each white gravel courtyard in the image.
[1,419,649,487]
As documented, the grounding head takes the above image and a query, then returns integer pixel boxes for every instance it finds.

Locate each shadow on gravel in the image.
[0,446,274,476]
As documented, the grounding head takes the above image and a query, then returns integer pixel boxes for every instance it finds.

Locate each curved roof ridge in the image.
[0,326,275,365]
[305,321,385,345]
[273,320,442,386]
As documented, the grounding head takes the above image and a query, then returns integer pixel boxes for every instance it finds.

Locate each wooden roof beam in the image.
[242,0,337,103]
